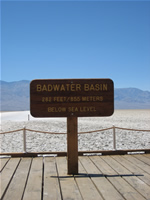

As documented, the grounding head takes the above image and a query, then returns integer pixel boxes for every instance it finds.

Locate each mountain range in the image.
[0,80,150,111]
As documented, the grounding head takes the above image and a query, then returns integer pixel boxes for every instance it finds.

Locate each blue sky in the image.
[1,0,150,90]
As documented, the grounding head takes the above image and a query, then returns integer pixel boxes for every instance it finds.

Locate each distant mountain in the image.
[0,80,150,111]
[0,80,30,111]
[115,88,150,109]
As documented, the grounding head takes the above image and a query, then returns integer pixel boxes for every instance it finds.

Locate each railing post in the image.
[113,126,116,150]
[23,126,27,153]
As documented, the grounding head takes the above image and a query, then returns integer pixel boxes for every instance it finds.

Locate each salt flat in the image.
[0,110,150,153]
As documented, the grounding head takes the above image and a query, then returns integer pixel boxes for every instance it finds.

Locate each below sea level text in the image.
[48,106,96,113]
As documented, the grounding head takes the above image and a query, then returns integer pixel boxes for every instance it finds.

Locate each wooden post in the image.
[67,117,78,175]
[23,126,27,153]
[113,125,116,150]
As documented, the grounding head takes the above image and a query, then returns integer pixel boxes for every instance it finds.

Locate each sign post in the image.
[30,79,114,174]
[67,117,78,174]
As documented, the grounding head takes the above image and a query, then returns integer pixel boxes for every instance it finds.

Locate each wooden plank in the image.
[43,157,62,200]
[123,173,150,199]
[0,158,20,199]
[56,157,82,200]
[0,158,10,172]
[108,174,145,200]
[67,116,78,174]
[112,155,144,173]
[133,154,150,165]
[112,155,150,199]
[112,155,150,187]
[74,159,103,200]
[0,152,38,157]
[143,154,150,159]
[124,154,150,175]
[91,156,126,175]
[1,150,150,158]
[98,156,146,200]
[23,157,43,200]
[3,158,32,200]
[100,155,129,175]
[79,156,124,200]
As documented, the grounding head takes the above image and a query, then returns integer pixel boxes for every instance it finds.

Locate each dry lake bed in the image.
[0,109,150,153]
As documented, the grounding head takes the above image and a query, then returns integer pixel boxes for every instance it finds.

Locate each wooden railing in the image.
[1,126,150,156]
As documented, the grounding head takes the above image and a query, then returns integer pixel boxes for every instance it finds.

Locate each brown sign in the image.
[30,79,114,117]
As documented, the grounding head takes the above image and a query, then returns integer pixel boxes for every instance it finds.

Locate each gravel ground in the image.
[0,110,150,153]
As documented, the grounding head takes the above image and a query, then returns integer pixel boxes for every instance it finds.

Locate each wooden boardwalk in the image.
[1,154,150,200]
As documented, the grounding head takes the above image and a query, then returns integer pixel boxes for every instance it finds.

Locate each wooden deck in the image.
[1,154,150,200]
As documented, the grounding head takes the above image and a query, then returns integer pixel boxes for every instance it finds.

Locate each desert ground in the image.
[0,110,150,153]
